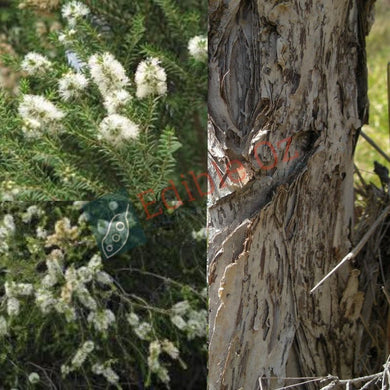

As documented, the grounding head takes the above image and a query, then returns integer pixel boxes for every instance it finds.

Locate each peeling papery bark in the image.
[208,1,375,389]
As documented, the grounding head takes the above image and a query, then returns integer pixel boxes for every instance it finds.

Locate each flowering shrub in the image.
[0,0,207,388]
[0,0,208,202]
[0,202,207,388]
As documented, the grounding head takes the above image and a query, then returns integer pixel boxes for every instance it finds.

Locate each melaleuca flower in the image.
[135,57,167,99]
[21,52,52,76]
[58,28,77,45]
[35,288,57,313]
[92,363,120,384]
[88,52,129,95]
[3,214,15,234]
[7,297,20,317]
[28,373,40,384]
[147,341,170,384]
[61,1,90,27]
[71,341,94,368]
[161,340,180,359]
[127,312,139,327]
[19,95,65,138]
[103,89,132,114]
[98,114,140,146]
[87,309,115,332]
[0,316,8,336]
[58,71,88,101]
[133,321,152,340]
[188,35,208,62]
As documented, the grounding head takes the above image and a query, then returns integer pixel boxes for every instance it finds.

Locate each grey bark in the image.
[208,1,375,389]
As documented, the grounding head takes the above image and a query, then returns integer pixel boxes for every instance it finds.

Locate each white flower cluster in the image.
[18,94,65,138]
[58,28,77,45]
[147,339,179,385]
[28,372,40,384]
[87,309,115,332]
[191,227,207,241]
[0,316,8,337]
[103,89,131,115]
[61,1,90,27]
[0,215,16,254]
[21,52,52,76]
[31,251,113,326]
[45,217,79,247]
[170,300,207,340]
[72,340,94,367]
[98,114,140,146]
[88,52,129,95]
[135,57,167,99]
[4,281,34,317]
[188,35,208,62]
[126,312,152,340]
[22,205,44,223]
[58,71,88,101]
[92,362,119,384]
[0,181,20,201]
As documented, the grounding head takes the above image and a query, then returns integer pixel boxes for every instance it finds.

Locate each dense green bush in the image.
[0,0,207,202]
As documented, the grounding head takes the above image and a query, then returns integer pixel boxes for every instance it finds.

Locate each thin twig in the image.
[311,204,390,293]
[354,163,368,191]
[360,130,390,164]
[275,377,327,389]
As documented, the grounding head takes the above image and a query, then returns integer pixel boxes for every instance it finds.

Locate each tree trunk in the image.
[208,1,375,389]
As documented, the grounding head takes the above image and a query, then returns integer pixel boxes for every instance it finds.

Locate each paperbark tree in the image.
[208,1,375,389]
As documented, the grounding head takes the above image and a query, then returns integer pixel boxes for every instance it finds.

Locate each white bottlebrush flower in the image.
[96,271,113,286]
[21,52,52,76]
[5,281,33,297]
[61,1,90,27]
[0,316,8,336]
[76,287,97,311]
[15,283,34,296]
[88,52,129,95]
[88,254,102,272]
[188,35,208,62]
[191,227,207,241]
[71,340,94,368]
[98,114,140,146]
[54,300,77,322]
[133,321,152,340]
[22,205,44,223]
[61,364,71,376]
[135,57,167,99]
[156,366,170,384]
[170,315,186,330]
[7,297,20,316]
[92,363,119,384]
[19,95,65,138]
[103,89,132,114]
[77,266,93,283]
[3,214,15,234]
[36,226,48,239]
[58,28,77,45]
[28,372,40,384]
[127,312,139,327]
[186,309,207,339]
[171,300,191,316]
[35,288,56,313]
[161,340,179,360]
[147,340,161,371]
[58,71,88,101]
[88,309,115,332]
[42,274,58,288]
